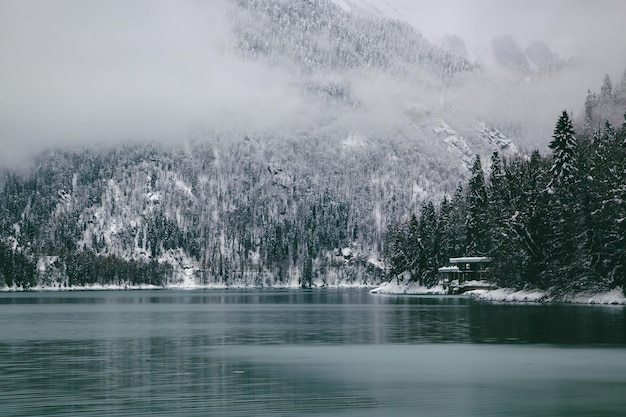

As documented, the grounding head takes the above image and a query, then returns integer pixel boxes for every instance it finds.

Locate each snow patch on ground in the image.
[158,248,198,288]
[367,256,385,270]
[37,256,59,273]
[469,287,626,305]
[370,280,446,295]
[476,122,519,155]
[1,283,162,292]
[147,191,161,202]
[562,288,626,305]
[371,281,626,305]
[433,121,474,168]
[467,288,546,303]
[342,133,368,148]
[174,178,194,197]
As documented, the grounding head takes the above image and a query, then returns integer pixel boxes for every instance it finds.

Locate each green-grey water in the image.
[1,289,626,416]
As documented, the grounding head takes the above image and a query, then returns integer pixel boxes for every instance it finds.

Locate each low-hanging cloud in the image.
[391,0,626,146]
[0,0,308,167]
[1,0,625,167]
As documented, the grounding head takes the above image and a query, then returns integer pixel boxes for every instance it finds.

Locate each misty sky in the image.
[391,0,626,62]
[1,0,625,167]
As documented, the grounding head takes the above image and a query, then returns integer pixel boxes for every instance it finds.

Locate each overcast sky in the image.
[389,0,626,145]
[391,0,626,64]
[0,0,307,166]
[1,0,625,167]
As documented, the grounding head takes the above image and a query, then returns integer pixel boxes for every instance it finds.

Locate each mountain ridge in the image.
[0,0,575,290]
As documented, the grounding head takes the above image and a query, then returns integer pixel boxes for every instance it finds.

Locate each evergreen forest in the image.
[389,110,626,296]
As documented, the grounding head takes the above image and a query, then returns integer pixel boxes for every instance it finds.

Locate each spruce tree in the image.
[600,74,613,99]
[389,214,421,283]
[388,227,407,283]
[598,115,626,292]
[418,201,439,285]
[546,111,581,290]
[617,67,626,105]
[583,89,599,134]
[548,111,577,192]
[487,151,507,239]
[449,184,468,256]
[466,155,490,255]
[405,214,423,283]
[599,74,615,121]
[486,151,515,283]
[573,131,604,286]
[437,196,455,264]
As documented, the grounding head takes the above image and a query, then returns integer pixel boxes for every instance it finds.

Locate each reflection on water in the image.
[1,289,625,416]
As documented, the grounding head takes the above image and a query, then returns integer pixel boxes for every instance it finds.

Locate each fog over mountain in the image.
[392,0,626,145]
[1,0,624,167]
[1,0,625,289]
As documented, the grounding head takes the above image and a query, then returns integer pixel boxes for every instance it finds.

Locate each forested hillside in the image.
[0,0,521,289]
[232,0,473,75]
[389,74,626,295]
[0,104,520,290]
[0,0,600,290]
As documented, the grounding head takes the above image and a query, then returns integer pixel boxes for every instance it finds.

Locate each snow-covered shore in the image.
[370,281,626,305]
[4,280,625,305]
[369,280,446,295]
[468,287,626,305]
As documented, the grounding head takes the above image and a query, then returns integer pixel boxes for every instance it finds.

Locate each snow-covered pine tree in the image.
[596,115,626,293]
[548,110,578,192]
[486,150,515,281]
[545,111,582,290]
[572,129,605,287]
[466,155,490,256]
[448,184,468,256]
[600,74,613,98]
[599,74,615,122]
[389,225,408,283]
[583,89,599,135]
[417,201,439,285]
[616,66,626,106]
[405,214,423,283]
[389,214,422,283]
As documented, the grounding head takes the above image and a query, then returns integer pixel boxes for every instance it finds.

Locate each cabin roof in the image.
[438,266,460,273]
[449,257,492,264]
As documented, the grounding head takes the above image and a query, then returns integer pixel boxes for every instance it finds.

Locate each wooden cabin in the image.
[437,257,492,284]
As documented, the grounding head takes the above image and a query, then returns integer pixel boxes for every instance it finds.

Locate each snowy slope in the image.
[331,0,402,19]
[0,0,528,290]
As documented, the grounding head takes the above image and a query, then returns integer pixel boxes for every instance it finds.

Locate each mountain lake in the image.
[1,288,626,416]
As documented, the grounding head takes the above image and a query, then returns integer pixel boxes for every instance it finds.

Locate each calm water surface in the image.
[1,289,625,416]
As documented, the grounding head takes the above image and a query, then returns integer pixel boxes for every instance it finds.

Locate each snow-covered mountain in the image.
[1,0,534,289]
[226,0,516,158]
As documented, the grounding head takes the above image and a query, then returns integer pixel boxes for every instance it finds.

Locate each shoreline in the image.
[3,281,625,305]
[370,281,626,305]
[0,282,377,292]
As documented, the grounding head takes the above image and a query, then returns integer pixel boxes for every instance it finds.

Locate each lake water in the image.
[1,289,626,416]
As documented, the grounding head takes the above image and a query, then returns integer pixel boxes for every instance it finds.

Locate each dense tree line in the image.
[0,239,37,289]
[65,250,172,287]
[389,110,626,295]
[0,135,396,288]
